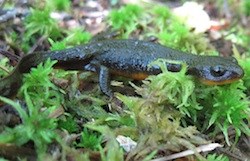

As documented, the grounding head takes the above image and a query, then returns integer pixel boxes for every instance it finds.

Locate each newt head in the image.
[187,56,244,85]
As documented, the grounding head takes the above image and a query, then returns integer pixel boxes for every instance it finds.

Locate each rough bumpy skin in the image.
[0,39,244,97]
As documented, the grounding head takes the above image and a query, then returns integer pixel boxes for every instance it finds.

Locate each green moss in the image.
[48,38,67,51]
[116,60,207,160]
[48,28,91,51]
[157,22,189,50]
[204,154,229,161]
[24,8,62,39]
[1,2,249,160]
[0,59,64,159]
[239,58,250,89]
[243,0,250,16]
[196,82,250,145]
[108,4,212,53]
[225,27,250,49]
[0,58,13,78]
[65,28,91,45]
[85,125,124,161]
[152,5,171,20]
[76,128,103,150]
[19,59,64,107]
[46,0,71,11]
[108,4,142,38]
[58,115,79,133]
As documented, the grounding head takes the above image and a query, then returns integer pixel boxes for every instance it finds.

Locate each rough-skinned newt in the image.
[0,39,244,97]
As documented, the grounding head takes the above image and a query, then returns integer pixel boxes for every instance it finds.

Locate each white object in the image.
[173,2,211,33]
[116,135,137,152]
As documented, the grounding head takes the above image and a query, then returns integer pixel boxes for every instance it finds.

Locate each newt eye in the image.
[210,66,226,77]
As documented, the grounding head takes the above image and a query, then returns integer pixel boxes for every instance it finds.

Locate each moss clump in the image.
[116,60,207,160]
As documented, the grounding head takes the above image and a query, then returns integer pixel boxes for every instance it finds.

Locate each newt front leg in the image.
[84,61,113,97]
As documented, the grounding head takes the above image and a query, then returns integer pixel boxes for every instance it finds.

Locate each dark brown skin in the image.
[0,39,244,97]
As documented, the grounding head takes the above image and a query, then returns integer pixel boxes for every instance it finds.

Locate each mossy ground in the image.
[0,0,249,160]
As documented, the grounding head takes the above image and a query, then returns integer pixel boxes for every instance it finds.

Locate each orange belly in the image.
[111,70,149,80]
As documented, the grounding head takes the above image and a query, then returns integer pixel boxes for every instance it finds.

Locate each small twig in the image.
[151,143,223,161]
